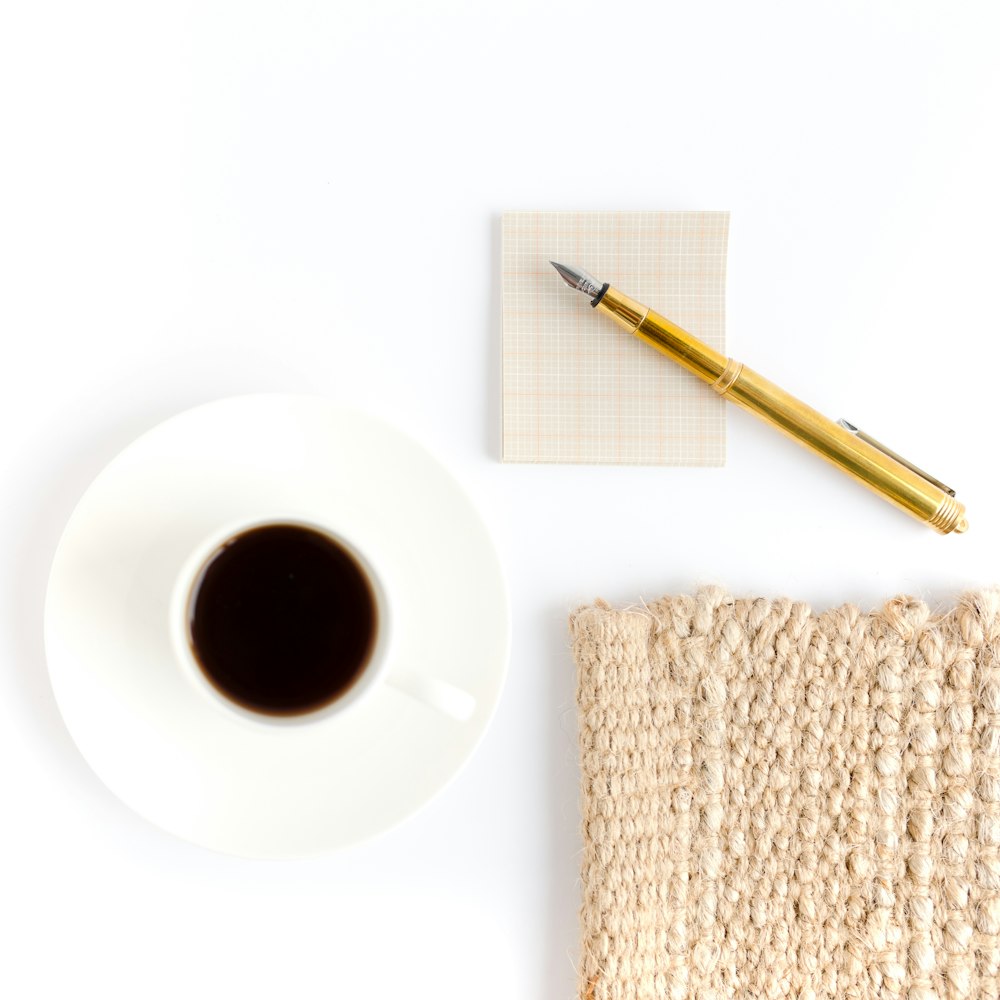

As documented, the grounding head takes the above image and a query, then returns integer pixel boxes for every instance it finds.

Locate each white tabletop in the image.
[2,2,999,997]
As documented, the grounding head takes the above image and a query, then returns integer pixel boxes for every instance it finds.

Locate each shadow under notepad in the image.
[486,214,503,461]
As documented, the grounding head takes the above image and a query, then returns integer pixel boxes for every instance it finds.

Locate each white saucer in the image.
[44,395,509,858]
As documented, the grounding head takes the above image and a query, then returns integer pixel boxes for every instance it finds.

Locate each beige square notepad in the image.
[501,211,729,465]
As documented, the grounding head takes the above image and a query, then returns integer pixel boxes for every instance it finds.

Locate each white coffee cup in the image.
[169,516,475,726]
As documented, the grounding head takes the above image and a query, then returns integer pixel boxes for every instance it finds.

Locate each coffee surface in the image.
[188,523,377,716]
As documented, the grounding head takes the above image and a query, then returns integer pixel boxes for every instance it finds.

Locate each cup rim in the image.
[169,516,391,728]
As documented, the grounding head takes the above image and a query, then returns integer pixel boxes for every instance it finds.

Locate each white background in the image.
[2,2,999,997]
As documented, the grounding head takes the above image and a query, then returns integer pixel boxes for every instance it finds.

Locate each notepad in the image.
[501,211,729,465]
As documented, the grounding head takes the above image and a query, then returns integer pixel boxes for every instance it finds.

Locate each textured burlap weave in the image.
[569,589,1000,1000]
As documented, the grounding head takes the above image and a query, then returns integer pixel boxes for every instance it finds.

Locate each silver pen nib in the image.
[550,261,606,300]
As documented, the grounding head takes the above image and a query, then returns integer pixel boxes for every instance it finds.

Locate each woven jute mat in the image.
[569,588,1000,1000]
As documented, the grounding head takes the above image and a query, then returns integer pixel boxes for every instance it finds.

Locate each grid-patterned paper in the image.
[501,211,729,465]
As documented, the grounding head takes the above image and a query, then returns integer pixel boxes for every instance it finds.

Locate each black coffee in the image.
[188,523,377,716]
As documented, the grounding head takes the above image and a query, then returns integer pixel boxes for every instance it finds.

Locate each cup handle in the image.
[387,674,477,722]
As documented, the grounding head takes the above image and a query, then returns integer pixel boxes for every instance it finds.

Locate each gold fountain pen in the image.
[551,262,967,534]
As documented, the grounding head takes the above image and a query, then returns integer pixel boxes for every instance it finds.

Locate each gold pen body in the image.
[596,286,968,534]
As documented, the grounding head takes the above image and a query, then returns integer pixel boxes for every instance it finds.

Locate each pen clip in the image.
[837,419,955,497]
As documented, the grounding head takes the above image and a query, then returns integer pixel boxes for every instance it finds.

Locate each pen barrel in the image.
[717,363,966,534]
[596,289,967,534]
[599,287,729,382]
